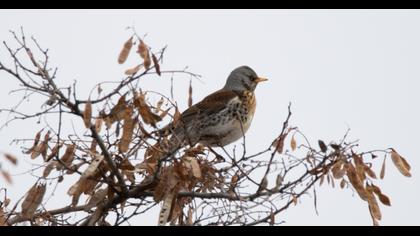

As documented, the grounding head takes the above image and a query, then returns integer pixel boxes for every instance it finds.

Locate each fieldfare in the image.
[159,65,267,154]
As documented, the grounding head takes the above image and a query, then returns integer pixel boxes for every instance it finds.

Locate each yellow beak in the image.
[255,77,268,83]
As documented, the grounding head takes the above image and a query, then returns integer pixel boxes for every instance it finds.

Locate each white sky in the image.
[0,9,419,226]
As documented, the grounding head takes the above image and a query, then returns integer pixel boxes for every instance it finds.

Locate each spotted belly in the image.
[198,96,256,147]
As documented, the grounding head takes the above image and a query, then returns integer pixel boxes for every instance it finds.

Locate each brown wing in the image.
[180,89,239,124]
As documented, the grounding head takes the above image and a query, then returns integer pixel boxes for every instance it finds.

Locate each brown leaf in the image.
[378,193,391,207]
[292,195,298,206]
[152,53,161,76]
[188,80,193,108]
[340,179,346,189]
[390,149,411,177]
[275,174,283,189]
[104,95,127,128]
[119,107,135,153]
[353,154,366,182]
[25,130,42,154]
[318,140,327,153]
[290,135,297,151]
[364,165,377,179]
[229,174,239,192]
[272,133,287,154]
[118,37,133,64]
[155,97,164,113]
[124,64,142,75]
[371,184,391,206]
[57,144,76,170]
[366,184,382,220]
[31,131,49,160]
[134,91,162,127]
[43,160,57,178]
[95,118,103,133]
[258,176,268,192]
[183,156,202,179]
[346,163,368,201]
[380,156,386,179]
[137,40,151,69]
[0,207,7,226]
[1,171,12,184]
[21,183,47,218]
[331,160,345,179]
[4,153,17,165]
[46,142,62,162]
[83,100,92,128]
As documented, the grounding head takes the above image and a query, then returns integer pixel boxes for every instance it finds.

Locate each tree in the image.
[0,28,412,226]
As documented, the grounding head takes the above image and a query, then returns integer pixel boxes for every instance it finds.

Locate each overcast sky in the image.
[0,9,419,226]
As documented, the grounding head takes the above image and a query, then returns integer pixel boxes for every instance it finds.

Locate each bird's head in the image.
[223,66,268,92]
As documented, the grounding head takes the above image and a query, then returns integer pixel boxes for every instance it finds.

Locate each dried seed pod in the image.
[21,183,47,218]
[118,37,133,64]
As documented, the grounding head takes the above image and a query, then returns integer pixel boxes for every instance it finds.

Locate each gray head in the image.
[223,66,268,92]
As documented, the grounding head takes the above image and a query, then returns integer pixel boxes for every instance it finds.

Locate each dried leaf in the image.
[83,100,92,128]
[229,174,239,192]
[1,171,12,184]
[155,97,164,113]
[137,40,151,69]
[46,142,61,162]
[331,160,345,179]
[25,130,42,154]
[380,157,386,179]
[0,208,7,226]
[275,174,283,189]
[119,107,135,153]
[4,153,17,165]
[390,149,411,177]
[364,165,377,179]
[124,64,142,75]
[152,53,161,76]
[134,91,162,127]
[371,184,391,206]
[21,183,46,218]
[378,193,391,207]
[137,40,148,59]
[272,133,287,154]
[346,163,368,201]
[118,37,133,64]
[353,154,366,182]
[183,156,202,179]
[290,135,297,151]
[31,131,49,160]
[57,144,76,170]
[95,118,103,133]
[188,80,193,108]
[104,95,127,128]
[318,140,327,153]
[257,176,268,193]
[292,195,298,206]
[340,179,346,189]
[366,184,382,220]
[43,160,57,178]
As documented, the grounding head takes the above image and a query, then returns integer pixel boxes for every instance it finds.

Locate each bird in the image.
[158,65,268,155]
